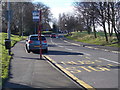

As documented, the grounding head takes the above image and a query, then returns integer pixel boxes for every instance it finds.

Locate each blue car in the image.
[25,34,48,53]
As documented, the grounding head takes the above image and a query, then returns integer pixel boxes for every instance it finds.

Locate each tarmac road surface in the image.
[44,37,119,89]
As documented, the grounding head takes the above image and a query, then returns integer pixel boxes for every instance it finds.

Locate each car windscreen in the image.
[30,36,46,41]
[52,34,56,35]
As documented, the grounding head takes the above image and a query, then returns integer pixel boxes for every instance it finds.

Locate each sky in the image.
[33,0,77,19]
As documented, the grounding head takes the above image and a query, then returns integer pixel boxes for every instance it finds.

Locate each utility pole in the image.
[7,1,11,55]
[21,6,24,38]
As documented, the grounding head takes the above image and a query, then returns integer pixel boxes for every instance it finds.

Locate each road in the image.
[3,40,82,89]
[45,36,119,89]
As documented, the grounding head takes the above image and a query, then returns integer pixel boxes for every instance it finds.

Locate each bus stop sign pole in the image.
[38,10,42,59]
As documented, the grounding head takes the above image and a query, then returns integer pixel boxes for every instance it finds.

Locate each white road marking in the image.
[79,52,91,56]
[51,38,58,46]
[83,53,91,56]
[74,51,91,56]
[99,57,120,64]
[65,48,73,51]
[51,38,54,44]
[58,46,64,47]
[51,39,91,56]
[64,40,68,42]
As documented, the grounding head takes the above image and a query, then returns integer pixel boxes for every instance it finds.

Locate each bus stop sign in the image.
[32,11,39,22]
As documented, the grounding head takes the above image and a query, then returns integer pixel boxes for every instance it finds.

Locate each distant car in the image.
[25,34,48,53]
[50,33,58,38]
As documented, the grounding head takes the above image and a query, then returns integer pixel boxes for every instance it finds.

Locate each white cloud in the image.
[51,6,74,19]
[33,0,75,20]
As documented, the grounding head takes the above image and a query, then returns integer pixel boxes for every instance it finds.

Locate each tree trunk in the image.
[100,2,108,42]
[107,3,111,37]
[93,17,97,38]
[103,22,109,42]
[113,20,120,43]
[110,2,120,42]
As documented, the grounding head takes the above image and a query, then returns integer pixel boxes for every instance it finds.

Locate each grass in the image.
[0,33,27,84]
[66,31,119,47]
[42,31,52,33]
[42,31,52,34]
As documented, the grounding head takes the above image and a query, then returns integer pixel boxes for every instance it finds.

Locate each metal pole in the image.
[22,6,24,38]
[7,1,11,55]
[35,22,37,34]
[38,10,42,59]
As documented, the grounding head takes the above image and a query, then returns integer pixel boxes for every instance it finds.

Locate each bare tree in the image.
[95,2,108,42]
[74,2,96,34]
[58,13,83,34]
[34,2,52,31]
[109,2,120,42]
[2,2,52,35]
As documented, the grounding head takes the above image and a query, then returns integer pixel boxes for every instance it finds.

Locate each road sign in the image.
[32,11,39,22]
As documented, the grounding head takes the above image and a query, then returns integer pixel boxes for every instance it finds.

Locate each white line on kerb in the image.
[99,57,120,64]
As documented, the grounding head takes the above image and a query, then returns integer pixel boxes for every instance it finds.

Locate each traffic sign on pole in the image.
[32,11,39,22]
[33,10,42,59]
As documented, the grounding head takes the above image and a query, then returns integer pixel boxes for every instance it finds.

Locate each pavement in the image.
[2,40,83,89]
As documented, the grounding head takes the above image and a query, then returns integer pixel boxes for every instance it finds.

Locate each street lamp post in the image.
[21,6,24,37]
[7,1,11,55]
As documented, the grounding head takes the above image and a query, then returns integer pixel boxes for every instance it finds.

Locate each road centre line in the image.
[51,38,74,51]
[63,40,81,46]
[50,38,54,44]
[51,38,59,46]
[99,57,120,64]
[51,38,91,56]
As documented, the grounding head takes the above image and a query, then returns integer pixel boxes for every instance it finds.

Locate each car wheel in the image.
[27,49,30,53]
[26,45,30,53]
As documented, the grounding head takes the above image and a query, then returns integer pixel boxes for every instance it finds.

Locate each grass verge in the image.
[66,31,119,48]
